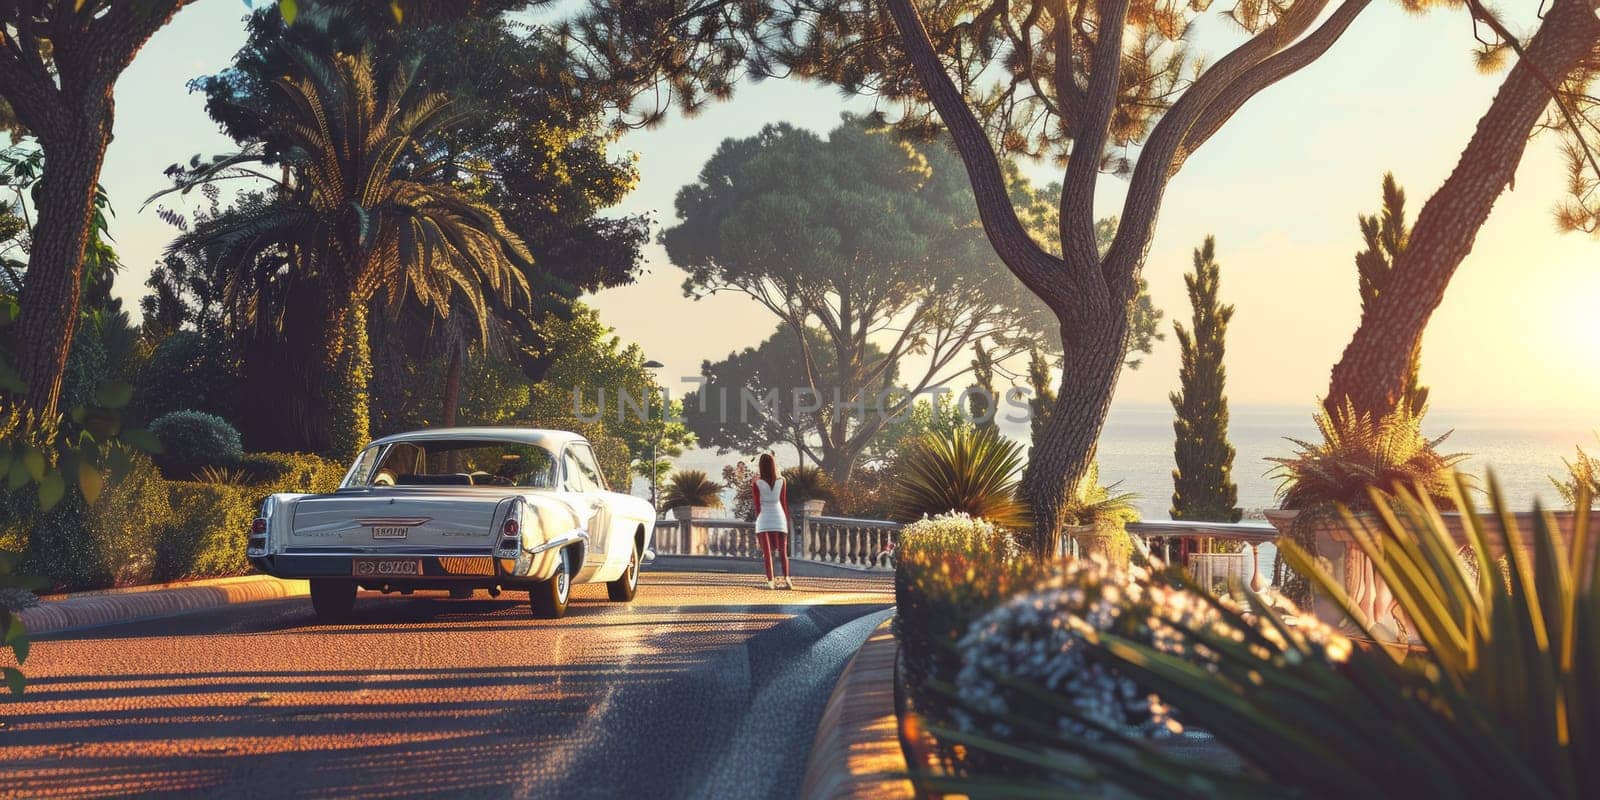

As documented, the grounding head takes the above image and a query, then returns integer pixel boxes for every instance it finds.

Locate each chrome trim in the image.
[282,546,493,556]
[524,530,589,556]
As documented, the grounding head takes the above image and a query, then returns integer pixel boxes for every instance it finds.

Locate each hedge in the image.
[154,452,344,582]
[3,451,345,593]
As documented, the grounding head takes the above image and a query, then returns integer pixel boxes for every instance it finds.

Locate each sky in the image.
[100,1,1600,420]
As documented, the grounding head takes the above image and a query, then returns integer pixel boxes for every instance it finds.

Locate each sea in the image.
[642,404,1598,519]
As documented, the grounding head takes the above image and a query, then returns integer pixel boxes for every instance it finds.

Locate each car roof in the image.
[367,427,585,450]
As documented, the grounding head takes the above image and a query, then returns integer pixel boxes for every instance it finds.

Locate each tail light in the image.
[495,504,523,558]
[247,516,269,556]
[251,518,268,535]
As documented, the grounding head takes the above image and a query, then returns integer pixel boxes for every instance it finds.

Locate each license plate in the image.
[352,558,422,577]
[371,526,409,540]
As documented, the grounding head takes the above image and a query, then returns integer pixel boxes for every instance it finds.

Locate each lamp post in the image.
[643,359,665,514]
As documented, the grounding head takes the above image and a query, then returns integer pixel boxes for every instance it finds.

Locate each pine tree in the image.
[967,339,998,431]
[1170,237,1240,523]
[1027,347,1056,445]
[1356,173,1429,415]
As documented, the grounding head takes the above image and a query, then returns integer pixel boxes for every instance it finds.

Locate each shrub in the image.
[781,464,834,507]
[894,513,1051,767]
[939,477,1595,799]
[1268,399,1465,513]
[237,451,345,496]
[892,425,1029,529]
[662,469,723,509]
[156,482,257,581]
[952,559,1195,750]
[831,462,895,520]
[18,453,175,592]
[135,330,238,422]
[149,410,243,475]
[723,461,757,521]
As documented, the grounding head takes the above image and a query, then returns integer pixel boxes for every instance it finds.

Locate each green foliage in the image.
[0,550,47,697]
[892,425,1029,529]
[526,303,692,464]
[941,478,1600,800]
[831,463,897,520]
[1355,173,1428,415]
[1270,400,1465,514]
[661,469,723,509]
[327,305,371,463]
[370,346,529,436]
[1059,462,1140,528]
[722,460,757,521]
[1170,236,1240,523]
[157,482,258,581]
[894,514,1051,769]
[149,411,243,475]
[1551,433,1600,509]
[135,331,238,422]
[780,464,835,508]
[665,117,1057,478]
[866,392,968,465]
[15,454,175,593]
[236,451,345,495]
[685,325,892,464]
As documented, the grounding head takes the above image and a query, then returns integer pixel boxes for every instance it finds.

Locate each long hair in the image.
[758,453,778,485]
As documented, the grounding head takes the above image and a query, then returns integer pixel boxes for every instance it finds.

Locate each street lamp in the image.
[643,359,665,514]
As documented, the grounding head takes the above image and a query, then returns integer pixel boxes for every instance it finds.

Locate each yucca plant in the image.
[661,469,723,509]
[892,425,1030,529]
[1550,433,1599,509]
[928,476,1599,799]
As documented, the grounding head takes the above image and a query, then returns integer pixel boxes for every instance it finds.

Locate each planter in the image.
[1264,506,1600,644]
[1063,520,1132,568]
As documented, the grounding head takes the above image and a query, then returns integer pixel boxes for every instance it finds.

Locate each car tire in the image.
[529,549,571,619]
[310,579,356,621]
[606,543,640,602]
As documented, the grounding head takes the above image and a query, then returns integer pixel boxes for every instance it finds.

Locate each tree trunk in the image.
[1326,2,1600,418]
[12,123,111,421]
[441,346,464,427]
[1020,311,1128,558]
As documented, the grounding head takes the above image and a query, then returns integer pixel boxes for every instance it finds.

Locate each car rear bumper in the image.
[252,553,503,581]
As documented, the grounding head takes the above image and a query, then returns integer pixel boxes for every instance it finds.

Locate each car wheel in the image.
[310,579,356,621]
[529,549,571,619]
[606,543,640,602]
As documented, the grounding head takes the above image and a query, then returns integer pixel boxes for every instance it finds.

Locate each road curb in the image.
[799,617,915,800]
[18,574,308,635]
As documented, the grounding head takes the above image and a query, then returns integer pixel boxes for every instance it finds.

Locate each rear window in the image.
[352,440,559,488]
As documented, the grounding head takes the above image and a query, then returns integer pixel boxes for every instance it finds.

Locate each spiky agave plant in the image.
[661,469,724,509]
[892,425,1030,530]
[927,476,1600,799]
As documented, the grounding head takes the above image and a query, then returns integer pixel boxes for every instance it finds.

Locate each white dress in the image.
[753,477,789,533]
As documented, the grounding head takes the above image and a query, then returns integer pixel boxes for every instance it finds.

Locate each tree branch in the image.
[1058,0,1128,275]
[1105,0,1345,293]
[883,0,1068,309]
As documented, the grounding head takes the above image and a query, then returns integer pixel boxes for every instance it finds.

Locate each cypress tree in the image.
[1027,347,1056,444]
[1356,173,1428,415]
[1170,236,1240,522]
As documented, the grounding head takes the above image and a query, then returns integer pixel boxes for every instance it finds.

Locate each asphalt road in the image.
[1,569,894,800]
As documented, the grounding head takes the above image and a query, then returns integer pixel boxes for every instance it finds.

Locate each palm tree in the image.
[156,42,532,454]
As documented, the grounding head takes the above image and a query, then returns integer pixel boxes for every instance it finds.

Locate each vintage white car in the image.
[247,427,656,621]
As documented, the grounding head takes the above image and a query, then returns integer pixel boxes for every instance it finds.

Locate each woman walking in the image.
[752,453,793,590]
